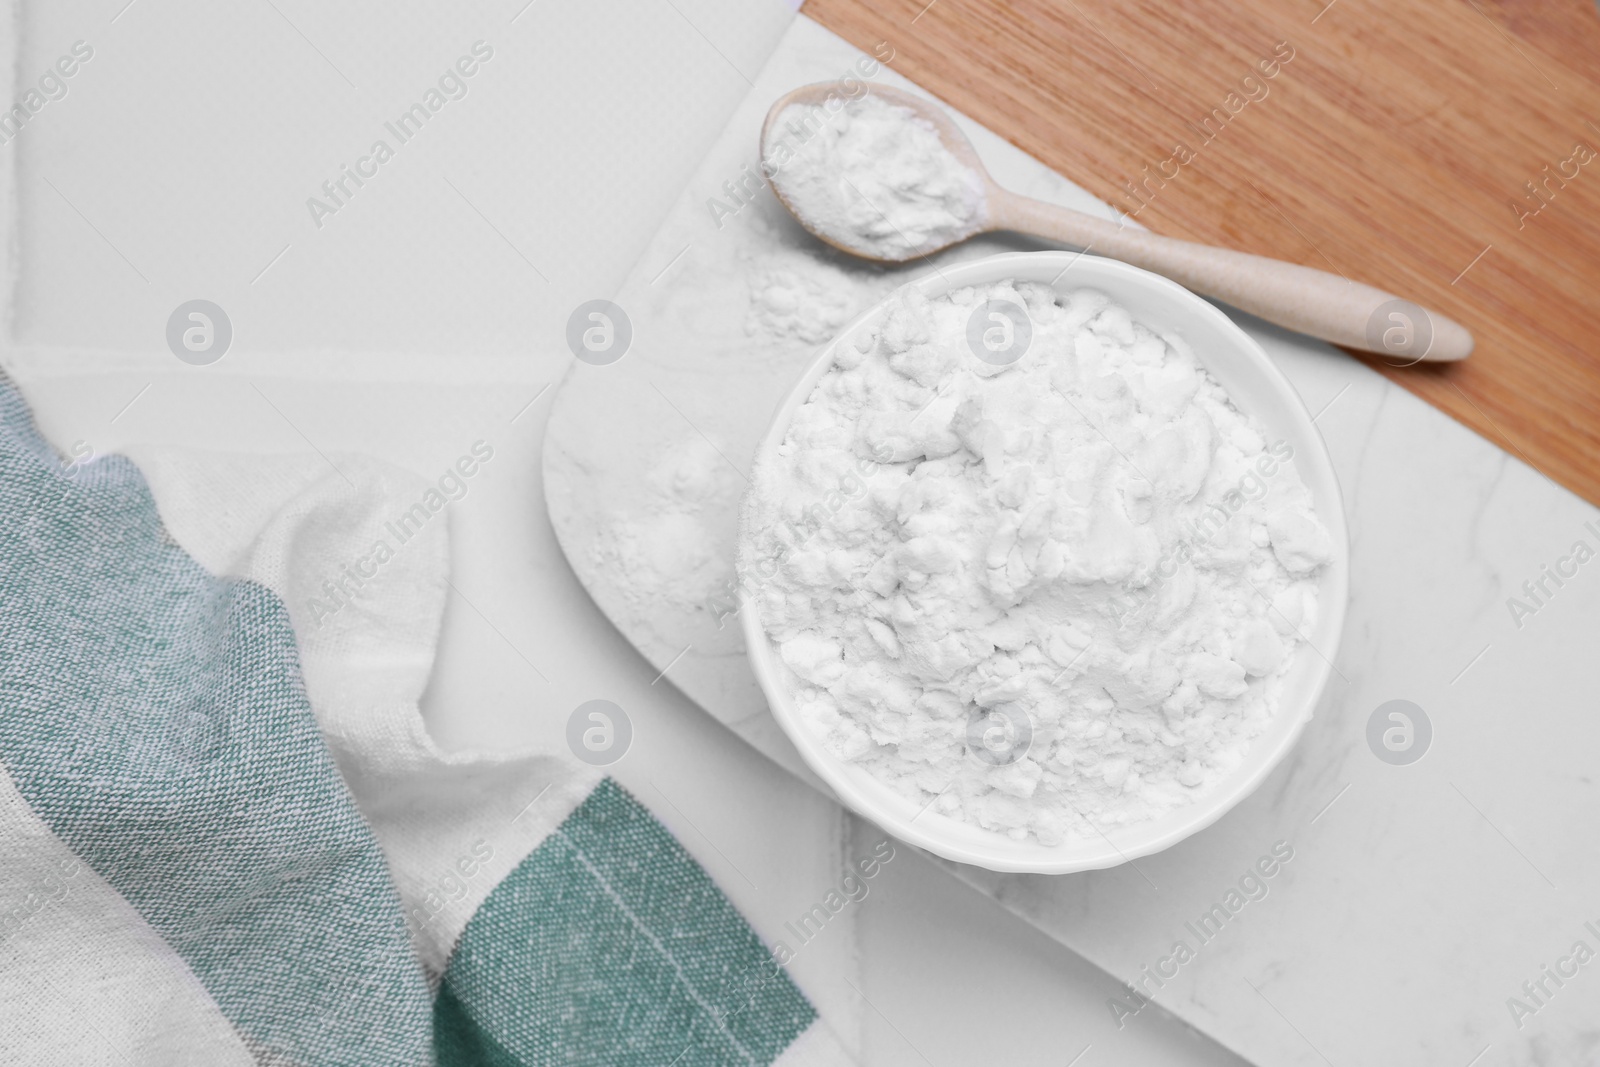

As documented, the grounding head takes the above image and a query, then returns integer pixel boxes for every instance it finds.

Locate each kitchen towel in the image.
[0,373,853,1067]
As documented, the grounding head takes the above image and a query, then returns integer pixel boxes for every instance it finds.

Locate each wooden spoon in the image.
[761,83,1473,363]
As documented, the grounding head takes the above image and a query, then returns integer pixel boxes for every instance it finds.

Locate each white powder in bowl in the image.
[738,281,1332,845]
[768,94,987,261]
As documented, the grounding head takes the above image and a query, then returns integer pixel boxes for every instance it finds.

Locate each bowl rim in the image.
[739,250,1348,874]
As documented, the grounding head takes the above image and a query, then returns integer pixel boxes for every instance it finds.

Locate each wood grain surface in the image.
[804,0,1600,503]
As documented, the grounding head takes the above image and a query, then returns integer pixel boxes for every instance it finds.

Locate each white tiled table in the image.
[12,2,1595,1064]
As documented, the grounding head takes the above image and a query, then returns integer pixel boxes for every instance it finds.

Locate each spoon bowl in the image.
[761,83,995,262]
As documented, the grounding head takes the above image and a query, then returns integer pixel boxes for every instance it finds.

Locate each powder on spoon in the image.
[738,281,1332,845]
[768,93,986,260]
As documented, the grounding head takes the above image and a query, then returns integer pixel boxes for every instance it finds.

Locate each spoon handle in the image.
[994,193,1473,362]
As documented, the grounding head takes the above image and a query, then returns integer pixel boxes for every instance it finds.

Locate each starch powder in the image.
[738,281,1332,844]
[768,94,986,260]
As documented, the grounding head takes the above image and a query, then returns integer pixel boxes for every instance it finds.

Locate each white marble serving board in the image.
[543,16,1600,1067]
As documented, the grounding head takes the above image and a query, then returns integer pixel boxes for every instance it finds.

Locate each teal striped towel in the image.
[0,376,855,1066]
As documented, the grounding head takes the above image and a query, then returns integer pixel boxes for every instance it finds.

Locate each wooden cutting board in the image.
[806,0,1600,503]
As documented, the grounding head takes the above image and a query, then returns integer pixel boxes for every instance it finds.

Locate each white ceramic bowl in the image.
[741,251,1348,874]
